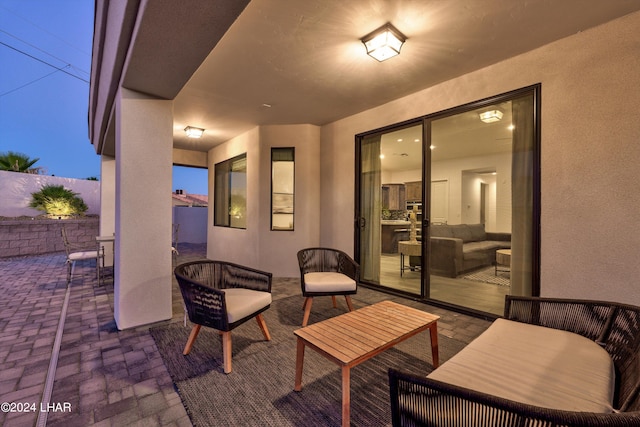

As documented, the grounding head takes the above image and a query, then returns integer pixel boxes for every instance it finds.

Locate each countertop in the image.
[381,220,410,225]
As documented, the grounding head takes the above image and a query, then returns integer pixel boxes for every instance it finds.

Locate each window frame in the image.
[214,153,247,229]
[270,147,295,231]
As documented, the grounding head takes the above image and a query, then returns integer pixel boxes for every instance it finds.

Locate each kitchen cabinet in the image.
[381,221,410,253]
[405,181,422,202]
[382,184,406,210]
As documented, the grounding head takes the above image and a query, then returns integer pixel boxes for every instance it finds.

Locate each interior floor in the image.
[379,254,510,316]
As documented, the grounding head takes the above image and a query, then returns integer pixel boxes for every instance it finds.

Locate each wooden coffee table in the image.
[293,300,440,427]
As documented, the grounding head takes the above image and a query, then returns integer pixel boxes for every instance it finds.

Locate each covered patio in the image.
[90,1,640,331]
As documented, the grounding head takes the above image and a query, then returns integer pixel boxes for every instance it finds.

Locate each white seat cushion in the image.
[69,250,99,261]
[427,318,615,413]
[304,272,356,293]
[224,288,272,324]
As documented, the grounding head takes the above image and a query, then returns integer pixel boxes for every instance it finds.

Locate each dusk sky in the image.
[0,0,208,195]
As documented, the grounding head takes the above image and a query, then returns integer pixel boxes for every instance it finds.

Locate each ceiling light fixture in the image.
[361,23,406,62]
[479,110,504,123]
[184,126,205,138]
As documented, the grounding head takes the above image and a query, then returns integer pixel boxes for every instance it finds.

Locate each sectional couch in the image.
[427,223,511,277]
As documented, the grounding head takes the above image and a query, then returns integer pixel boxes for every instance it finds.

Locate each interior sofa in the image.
[428,223,511,277]
[389,296,640,426]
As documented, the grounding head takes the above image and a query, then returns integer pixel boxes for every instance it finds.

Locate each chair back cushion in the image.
[430,225,453,238]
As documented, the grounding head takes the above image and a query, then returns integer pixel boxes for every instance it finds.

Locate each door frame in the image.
[354,84,541,316]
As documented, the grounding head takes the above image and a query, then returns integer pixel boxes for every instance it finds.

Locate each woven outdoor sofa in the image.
[389,296,640,426]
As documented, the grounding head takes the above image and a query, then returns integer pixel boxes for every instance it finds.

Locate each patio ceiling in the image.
[95,0,640,157]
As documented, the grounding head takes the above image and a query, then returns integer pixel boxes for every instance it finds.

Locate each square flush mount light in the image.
[479,110,504,123]
[361,23,406,62]
[184,126,204,138]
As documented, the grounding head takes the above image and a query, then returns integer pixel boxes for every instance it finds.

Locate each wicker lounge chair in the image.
[297,247,359,327]
[174,260,273,374]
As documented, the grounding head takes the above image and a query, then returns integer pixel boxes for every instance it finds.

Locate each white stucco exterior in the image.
[318,12,640,305]
[89,4,640,328]
[113,89,173,329]
[206,124,321,277]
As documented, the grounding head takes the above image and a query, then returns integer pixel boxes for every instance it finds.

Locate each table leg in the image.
[429,322,439,368]
[341,365,350,427]
[294,337,305,391]
[400,253,404,276]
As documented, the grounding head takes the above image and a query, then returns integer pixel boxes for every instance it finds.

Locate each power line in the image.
[0,67,67,98]
[0,40,89,84]
[0,29,90,77]
[0,5,91,58]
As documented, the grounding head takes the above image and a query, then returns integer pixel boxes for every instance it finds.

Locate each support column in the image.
[114,88,173,329]
[99,155,116,266]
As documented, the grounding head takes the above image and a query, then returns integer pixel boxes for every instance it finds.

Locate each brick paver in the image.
[0,248,196,427]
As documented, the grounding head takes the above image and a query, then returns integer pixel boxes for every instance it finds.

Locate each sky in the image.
[0,0,208,195]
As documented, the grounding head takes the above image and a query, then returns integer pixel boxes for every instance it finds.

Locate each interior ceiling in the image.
[170,0,640,154]
[380,100,514,172]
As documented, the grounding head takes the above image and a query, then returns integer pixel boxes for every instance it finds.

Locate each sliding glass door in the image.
[356,86,540,316]
[357,122,423,293]
[358,134,382,284]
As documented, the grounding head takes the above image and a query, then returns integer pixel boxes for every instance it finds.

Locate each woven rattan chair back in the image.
[173,260,273,373]
[297,247,360,326]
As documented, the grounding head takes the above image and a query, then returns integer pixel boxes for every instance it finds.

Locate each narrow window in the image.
[271,147,295,230]
[214,153,247,229]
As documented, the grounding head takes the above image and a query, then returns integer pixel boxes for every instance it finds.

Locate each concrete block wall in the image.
[0,218,100,258]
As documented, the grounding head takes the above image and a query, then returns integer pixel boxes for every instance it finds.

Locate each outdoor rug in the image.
[151,281,467,426]
[462,265,511,287]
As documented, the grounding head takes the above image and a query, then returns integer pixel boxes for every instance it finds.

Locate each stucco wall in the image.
[320,11,640,306]
[173,206,207,244]
[0,170,100,217]
[207,124,321,277]
[208,127,261,268]
[257,125,321,277]
[173,148,207,168]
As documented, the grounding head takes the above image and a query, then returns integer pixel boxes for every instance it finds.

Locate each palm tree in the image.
[0,151,41,173]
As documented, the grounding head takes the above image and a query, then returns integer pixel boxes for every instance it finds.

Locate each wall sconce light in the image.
[184,126,205,138]
[361,23,406,62]
[479,110,504,123]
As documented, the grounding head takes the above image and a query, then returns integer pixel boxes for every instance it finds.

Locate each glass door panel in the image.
[426,91,536,314]
[358,134,382,284]
[358,124,423,294]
